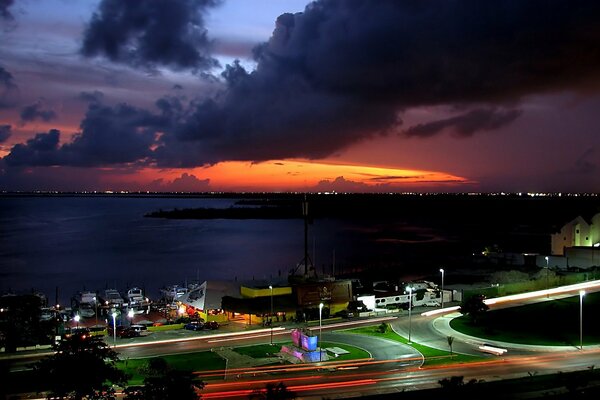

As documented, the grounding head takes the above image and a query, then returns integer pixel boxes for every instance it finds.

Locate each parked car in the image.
[204,321,219,330]
[65,327,91,339]
[118,327,141,338]
[334,309,354,319]
[184,321,204,331]
[423,300,441,307]
[130,324,147,333]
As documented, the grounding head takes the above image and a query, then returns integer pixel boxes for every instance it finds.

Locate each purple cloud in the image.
[0,0,14,20]
[0,124,10,143]
[20,101,57,124]
[81,0,221,72]
[0,65,17,109]
[404,108,523,138]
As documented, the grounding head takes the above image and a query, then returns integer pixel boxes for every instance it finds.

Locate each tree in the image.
[459,294,489,325]
[447,336,454,358]
[438,376,481,390]
[249,382,296,400]
[377,322,389,333]
[34,334,127,399]
[123,357,204,400]
[0,294,54,352]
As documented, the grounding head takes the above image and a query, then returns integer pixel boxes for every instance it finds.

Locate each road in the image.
[4,280,600,398]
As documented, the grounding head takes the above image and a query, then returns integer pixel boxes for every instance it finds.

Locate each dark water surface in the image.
[2,194,593,304]
[0,195,422,303]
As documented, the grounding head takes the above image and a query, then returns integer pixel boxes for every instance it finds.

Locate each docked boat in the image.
[75,290,97,306]
[160,285,188,302]
[127,287,145,305]
[103,289,124,307]
[77,303,96,318]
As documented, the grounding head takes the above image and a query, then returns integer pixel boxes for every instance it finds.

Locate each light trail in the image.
[484,279,600,305]
[207,330,288,343]
[202,379,378,399]
[201,349,600,399]
[114,327,286,349]
[306,316,398,332]
[421,279,600,316]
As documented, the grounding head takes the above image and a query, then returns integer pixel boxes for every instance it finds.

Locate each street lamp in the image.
[579,290,585,350]
[545,256,550,297]
[93,296,98,328]
[74,314,80,330]
[269,285,274,345]
[406,286,413,344]
[439,268,445,308]
[319,302,324,362]
[111,312,117,347]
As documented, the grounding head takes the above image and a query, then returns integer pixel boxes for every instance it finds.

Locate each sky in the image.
[0,0,599,193]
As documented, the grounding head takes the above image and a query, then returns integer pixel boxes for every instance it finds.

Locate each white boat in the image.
[161,285,188,302]
[77,303,96,318]
[75,291,97,306]
[103,289,124,307]
[127,287,145,305]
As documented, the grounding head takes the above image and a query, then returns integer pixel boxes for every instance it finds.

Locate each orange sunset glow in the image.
[118,160,472,192]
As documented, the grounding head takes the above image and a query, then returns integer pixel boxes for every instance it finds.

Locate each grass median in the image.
[450,291,600,346]
[343,325,486,366]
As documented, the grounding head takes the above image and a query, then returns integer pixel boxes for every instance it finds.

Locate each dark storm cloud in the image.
[4,129,61,166]
[404,108,523,138]
[153,0,600,166]
[0,0,14,20]
[0,124,10,143]
[0,65,17,108]
[20,101,57,123]
[81,0,221,72]
[572,147,597,175]
[7,0,600,170]
[78,90,104,103]
[5,102,170,167]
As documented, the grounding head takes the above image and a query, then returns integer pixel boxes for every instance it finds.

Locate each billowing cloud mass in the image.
[313,176,378,193]
[81,0,221,72]
[0,124,10,143]
[78,90,104,104]
[0,65,16,108]
[5,101,172,167]
[6,0,600,170]
[4,129,61,166]
[153,0,600,165]
[404,108,523,138]
[148,172,210,192]
[0,0,14,20]
[20,101,57,123]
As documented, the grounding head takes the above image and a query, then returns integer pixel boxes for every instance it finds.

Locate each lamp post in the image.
[93,296,98,328]
[74,314,80,330]
[439,268,445,308]
[545,256,550,297]
[579,290,585,350]
[111,312,117,347]
[269,285,274,345]
[319,302,324,362]
[406,286,413,344]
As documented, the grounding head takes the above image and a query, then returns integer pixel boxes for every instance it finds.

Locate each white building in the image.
[551,213,600,255]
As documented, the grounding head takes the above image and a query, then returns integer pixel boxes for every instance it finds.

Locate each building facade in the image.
[551,213,600,255]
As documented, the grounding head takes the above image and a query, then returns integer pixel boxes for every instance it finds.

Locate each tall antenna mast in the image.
[302,194,310,276]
